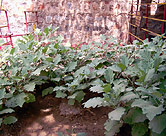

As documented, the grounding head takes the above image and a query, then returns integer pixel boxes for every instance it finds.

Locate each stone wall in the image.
[1,0,165,44]
[0,0,133,44]
[35,0,132,44]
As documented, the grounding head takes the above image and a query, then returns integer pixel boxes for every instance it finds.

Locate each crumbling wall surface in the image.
[36,0,131,44]
[1,0,132,44]
[0,0,34,35]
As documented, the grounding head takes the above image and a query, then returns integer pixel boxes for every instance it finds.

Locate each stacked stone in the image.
[36,0,132,44]
[1,0,133,44]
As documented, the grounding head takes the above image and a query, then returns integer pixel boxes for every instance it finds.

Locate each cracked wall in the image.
[1,0,133,44]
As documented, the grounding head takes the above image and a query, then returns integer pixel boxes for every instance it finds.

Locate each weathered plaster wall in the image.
[0,0,133,44]
[35,0,132,44]
[0,0,34,35]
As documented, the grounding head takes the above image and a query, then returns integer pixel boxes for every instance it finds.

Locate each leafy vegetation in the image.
[0,26,166,136]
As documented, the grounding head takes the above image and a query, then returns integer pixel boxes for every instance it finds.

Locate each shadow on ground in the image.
[1,95,112,136]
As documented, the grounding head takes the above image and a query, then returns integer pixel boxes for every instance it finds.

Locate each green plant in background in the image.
[0,26,60,125]
[0,26,115,126]
[83,36,166,136]
[0,26,166,136]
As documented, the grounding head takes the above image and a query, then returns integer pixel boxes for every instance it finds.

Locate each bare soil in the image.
[0,95,113,136]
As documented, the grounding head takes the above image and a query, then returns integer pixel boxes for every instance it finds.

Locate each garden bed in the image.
[1,95,113,136]
[0,27,166,136]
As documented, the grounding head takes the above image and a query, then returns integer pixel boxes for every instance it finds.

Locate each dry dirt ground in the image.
[0,95,113,136]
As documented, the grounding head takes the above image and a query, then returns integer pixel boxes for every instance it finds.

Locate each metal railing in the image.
[129,0,166,43]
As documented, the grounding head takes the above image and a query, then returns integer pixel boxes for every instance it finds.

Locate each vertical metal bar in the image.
[144,4,149,40]
[5,10,10,34]
[162,4,166,34]
[24,11,28,33]
[134,0,139,36]
[5,10,13,46]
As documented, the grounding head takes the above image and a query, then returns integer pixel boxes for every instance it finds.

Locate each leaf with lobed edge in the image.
[42,87,54,97]
[108,107,125,121]
[120,92,139,102]
[124,108,147,125]
[132,99,164,120]
[3,116,17,125]
[0,88,6,99]
[5,93,26,108]
[24,82,36,92]
[149,114,166,134]
[83,97,103,108]
[90,85,104,93]
[0,109,14,115]
[104,68,115,84]
[104,120,123,136]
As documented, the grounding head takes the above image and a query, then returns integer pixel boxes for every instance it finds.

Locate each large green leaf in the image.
[56,91,67,98]
[143,105,164,121]
[132,99,164,121]
[154,57,162,71]
[90,85,103,93]
[123,108,147,124]
[108,107,125,121]
[31,66,46,76]
[75,91,85,103]
[104,120,123,136]
[68,99,75,105]
[121,55,129,67]
[83,97,103,108]
[53,86,67,91]
[149,114,166,134]
[24,82,36,92]
[104,68,114,84]
[46,57,53,62]
[117,63,126,71]
[120,92,139,102]
[96,69,106,75]
[54,54,61,66]
[159,79,166,93]
[25,93,36,103]
[132,99,152,108]
[113,79,127,94]
[90,78,104,86]
[151,129,166,136]
[0,108,14,115]
[5,93,26,108]
[67,62,77,72]
[131,123,148,136]
[0,88,6,99]
[0,78,12,86]
[108,65,122,72]
[3,116,17,125]
[103,84,111,93]
[144,68,155,82]
[42,87,54,97]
